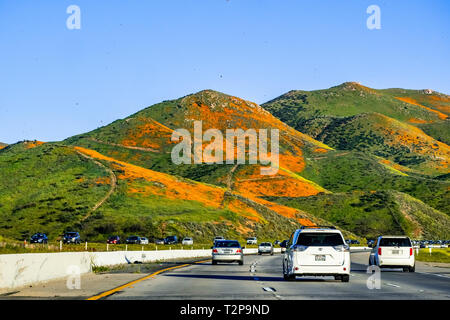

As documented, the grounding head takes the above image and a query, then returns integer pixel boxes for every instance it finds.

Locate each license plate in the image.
[392,250,399,254]
[223,250,232,254]
[315,255,326,261]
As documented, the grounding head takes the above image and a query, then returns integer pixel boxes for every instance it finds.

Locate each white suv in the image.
[282,226,351,282]
[369,236,415,272]
[246,237,257,245]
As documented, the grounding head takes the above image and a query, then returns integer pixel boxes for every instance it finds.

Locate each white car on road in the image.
[140,237,149,245]
[246,237,257,245]
[369,236,415,272]
[282,226,351,282]
[182,237,194,245]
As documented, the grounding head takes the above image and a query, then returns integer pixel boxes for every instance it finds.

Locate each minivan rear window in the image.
[379,238,411,247]
[296,233,344,246]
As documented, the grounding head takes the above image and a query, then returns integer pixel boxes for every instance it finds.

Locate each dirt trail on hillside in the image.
[75,149,117,220]
[87,138,160,153]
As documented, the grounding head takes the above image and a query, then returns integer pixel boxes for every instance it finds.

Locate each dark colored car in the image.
[63,232,81,244]
[107,235,120,244]
[30,233,48,244]
[154,238,164,245]
[164,235,178,245]
[126,236,141,244]
[280,239,288,252]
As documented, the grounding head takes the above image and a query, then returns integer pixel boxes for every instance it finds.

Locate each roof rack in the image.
[300,225,336,230]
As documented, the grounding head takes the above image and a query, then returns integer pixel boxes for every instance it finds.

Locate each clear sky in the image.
[1,0,449,144]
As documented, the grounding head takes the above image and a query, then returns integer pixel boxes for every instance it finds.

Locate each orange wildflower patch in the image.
[395,97,448,120]
[121,117,174,150]
[25,141,45,149]
[408,118,430,124]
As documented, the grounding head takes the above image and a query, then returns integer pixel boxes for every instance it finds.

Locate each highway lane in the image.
[105,252,450,300]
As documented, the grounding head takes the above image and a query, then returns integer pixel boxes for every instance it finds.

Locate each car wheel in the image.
[409,265,415,273]
[271,252,274,256]
[212,261,217,265]
[239,260,244,265]
[341,275,350,282]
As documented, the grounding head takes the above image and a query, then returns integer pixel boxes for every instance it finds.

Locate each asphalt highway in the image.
[104,252,450,300]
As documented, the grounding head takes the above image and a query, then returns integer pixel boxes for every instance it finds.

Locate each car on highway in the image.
[258,242,274,255]
[140,237,149,245]
[126,236,141,244]
[30,232,48,244]
[282,226,351,282]
[212,240,244,265]
[107,235,120,244]
[154,238,164,245]
[63,231,81,244]
[164,235,178,245]
[273,240,281,246]
[367,239,375,247]
[246,237,257,245]
[213,236,225,244]
[368,236,415,272]
[280,240,288,253]
[182,237,194,245]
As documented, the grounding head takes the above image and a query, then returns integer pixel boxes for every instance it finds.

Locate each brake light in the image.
[378,248,382,255]
[213,249,218,253]
[410,248,413,256]
[236,249,242,253]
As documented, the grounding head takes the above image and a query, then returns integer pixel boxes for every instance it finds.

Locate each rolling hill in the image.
[262,82,450,175]
[0,88,449,242]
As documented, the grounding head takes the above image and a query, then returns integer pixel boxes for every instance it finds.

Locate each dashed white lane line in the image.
[385,283,401,288]
[416,272,450,279]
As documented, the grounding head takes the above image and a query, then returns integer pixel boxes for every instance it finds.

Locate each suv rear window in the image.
[215,241,240,248]
[296,233,344,246]
[379,238,411,247]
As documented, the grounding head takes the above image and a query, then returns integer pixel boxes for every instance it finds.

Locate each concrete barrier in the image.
[0,247,282,291]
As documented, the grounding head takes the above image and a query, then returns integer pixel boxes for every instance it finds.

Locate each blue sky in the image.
[0,0,449,144]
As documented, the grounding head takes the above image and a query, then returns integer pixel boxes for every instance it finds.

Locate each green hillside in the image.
[270,190,450,239]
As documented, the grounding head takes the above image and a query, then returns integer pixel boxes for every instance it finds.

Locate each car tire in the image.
[271,252,274,256]
[409,265,415,273]
[212,261,217,265]
[239,260,244,265]
[341,275,350,282]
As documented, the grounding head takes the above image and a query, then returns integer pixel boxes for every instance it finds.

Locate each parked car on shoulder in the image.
[212,240,244,265]
[369,236,415,272]
[213,236,225,244]
[63,232,81,244]
[30,233,48,244]
[140,237,149,245]
[182,237,194,245]
[154,238,164,245]
[107,235,120,244]
[126,235,141,244]
[258,242,274,255]
[246,237,257,245]
[273,240,281,246]
[282,226,351,282]
[164,235,178,245]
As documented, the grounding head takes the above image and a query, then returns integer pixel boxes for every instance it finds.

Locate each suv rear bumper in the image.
[293,265,350,276]
[379,257,414,267]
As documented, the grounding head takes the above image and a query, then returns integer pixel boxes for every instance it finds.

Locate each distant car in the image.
[212,240,244,265]
[258,242,274,255]
[126,236,141,244]
[273,240,281,246]
[280,240,288,253]
[107,235,120,244]
[30,233,48,244]
[182,237,194,245]
[63,232,81,244]
[282,226,351,282]
[213,236,225,243]
[154,238,164,245]
[367,240,375,248]
[369,236,415,272]
[246,237,257,245]
[140,237,149,245]
[164,235,178,245]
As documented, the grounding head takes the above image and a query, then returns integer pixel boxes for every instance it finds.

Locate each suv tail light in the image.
[294,245,308,252]
[378,248,382,255]
[410,248,413,256]
[212,249,218,253]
